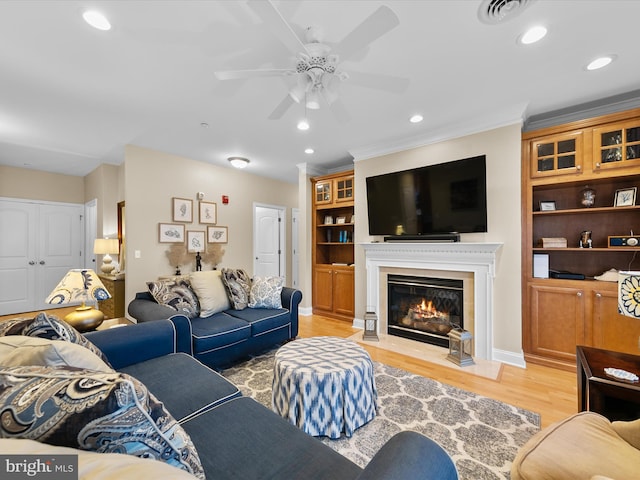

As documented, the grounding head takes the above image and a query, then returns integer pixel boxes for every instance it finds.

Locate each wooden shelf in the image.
[533,247,640,252]
[533,205,640,215]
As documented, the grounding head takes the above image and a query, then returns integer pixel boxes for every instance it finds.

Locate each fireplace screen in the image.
[387,275,463,347]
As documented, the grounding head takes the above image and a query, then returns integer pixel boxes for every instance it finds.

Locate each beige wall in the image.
[354,123,523,357]
[0,165,84,203]
[123,145,298,306]
[85,164,122,239]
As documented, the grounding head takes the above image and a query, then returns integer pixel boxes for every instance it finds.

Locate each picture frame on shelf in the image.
[207,226,228,244]
[324,215,333,225]
[172,197,193,222]
[614,187,637,207]
[539,201,556,211]
[159,223,185,243]
[186,230,206,253]
[336,216,346,224]
[199,201,217,224]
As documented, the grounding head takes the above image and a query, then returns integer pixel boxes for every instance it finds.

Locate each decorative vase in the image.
[580,185,596,207]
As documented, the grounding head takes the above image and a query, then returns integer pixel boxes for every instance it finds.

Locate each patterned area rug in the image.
[221,349,540,480]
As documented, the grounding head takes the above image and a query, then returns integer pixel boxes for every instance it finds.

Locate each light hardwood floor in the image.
[1,308,577,428]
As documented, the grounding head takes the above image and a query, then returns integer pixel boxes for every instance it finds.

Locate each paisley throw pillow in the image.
[147,279,200,319]
[248,276,284,309]
[221,268,251,310]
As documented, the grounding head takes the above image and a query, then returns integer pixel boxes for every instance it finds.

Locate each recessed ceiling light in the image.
[297,120,310,131]
[409,114,423,123]
[586,55,616,71]
[82,10,111,31]
[305,148,314,154]
[519,25,547,45]
[228,157,250,169]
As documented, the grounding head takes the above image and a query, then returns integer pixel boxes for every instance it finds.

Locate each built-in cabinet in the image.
[311,171,355,321]
[522,108,640,371]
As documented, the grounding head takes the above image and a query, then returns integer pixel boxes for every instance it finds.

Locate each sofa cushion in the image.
[511,411,640,480]
[147,279,200,318]
[0,365,204,480]
[190,313,250,354]
[220,268,251,310]
[0,312,112,367]
[0,439,201,479]
[189,270,231,317]
[120,352,241,422]
[226,307,291,338]
[0,336,113,372]
[248,275,284,309]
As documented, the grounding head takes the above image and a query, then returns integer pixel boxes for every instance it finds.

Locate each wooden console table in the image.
[98,274,125,319]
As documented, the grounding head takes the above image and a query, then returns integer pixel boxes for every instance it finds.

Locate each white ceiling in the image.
[1,0,639,184]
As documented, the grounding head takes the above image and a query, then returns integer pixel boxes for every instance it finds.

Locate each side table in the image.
[96,317,134,331]
[576,345,640,421]
[272,336,377,439]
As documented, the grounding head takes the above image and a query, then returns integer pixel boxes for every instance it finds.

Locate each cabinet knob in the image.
[595,292,602,298]
[577,292,582,297]
[576,165,582,171]
[595,162,601,168]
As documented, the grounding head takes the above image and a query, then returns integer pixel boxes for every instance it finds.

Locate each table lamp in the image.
[45,269,111,331]
[618,271,640,319]
[94,238,119,274]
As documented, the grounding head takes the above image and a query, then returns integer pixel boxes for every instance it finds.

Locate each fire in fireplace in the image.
[387,275,463,348]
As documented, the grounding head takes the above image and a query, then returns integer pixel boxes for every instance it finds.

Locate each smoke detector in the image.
[478,0,536,24]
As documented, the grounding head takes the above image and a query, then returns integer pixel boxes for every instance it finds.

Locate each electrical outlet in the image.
[134,250,141,259]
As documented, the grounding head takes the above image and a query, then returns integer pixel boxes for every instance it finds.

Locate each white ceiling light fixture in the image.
[305,148,314,154]
[228,157,250,169]
[586,55,616,71]
[409,114,423,123]
[519,25,547,45]
[82,10,111,31]
[297,119,310,131]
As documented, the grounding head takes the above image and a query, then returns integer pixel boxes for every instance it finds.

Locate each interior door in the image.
[291,208,299,288]
[253,204,285,278]
[0,199,83,315]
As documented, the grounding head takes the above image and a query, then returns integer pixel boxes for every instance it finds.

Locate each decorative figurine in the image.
[195,252,202,271]
[579,230,593,248]
[580,185,596,207]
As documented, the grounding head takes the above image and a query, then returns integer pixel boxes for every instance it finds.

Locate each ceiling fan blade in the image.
[247,0,309,55]
[334,5,400,62]
[346,70,410,93]
[268,95,296,120]
[214,69,293,80]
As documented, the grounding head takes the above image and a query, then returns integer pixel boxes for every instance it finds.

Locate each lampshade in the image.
[46,269,111,331]
[618,271,640,319]
[94,238,119,274]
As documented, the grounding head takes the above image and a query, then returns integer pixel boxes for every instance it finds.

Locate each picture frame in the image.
[336,216,346,224]
[614,187,637,207]
[539,201,556,211]
[207,226,228,244]
[199,201,217,224]
[186,230,206,253]
[172,197,193,223]
[158,223,185,243]
[324,215,333,225]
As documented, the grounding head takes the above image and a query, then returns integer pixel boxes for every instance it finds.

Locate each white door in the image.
[0,199,84,315]
[291,208,299,288]
[84,199,97,269]
[253,204,285,278]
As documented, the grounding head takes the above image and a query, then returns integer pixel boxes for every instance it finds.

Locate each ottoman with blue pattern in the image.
[272,336,377,439]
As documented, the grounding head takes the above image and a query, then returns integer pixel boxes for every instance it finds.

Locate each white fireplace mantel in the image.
[360,242,503,361]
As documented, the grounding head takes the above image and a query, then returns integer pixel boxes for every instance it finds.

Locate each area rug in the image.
[221,349,540,480]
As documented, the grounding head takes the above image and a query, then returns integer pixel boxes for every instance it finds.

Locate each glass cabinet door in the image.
[593,120,640,172]
[315,181,332,204]
[335,176,353,203]
[531,132,583,178]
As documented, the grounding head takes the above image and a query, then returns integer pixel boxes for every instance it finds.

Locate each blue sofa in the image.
[127,286,302,368]
[81,318,458,480]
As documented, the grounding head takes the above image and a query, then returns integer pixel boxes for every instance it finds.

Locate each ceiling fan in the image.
[214,0,409,122]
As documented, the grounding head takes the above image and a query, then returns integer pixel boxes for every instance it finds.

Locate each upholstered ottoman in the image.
[272,336,377,439]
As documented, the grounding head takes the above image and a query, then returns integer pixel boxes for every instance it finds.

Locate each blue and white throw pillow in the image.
[248,276,284,309]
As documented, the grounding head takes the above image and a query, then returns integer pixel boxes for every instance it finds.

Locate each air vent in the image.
[478,0,536,24]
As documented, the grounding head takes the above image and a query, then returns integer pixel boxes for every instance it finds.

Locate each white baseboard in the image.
[492,348,526,368]
[352,317,364,330]
[298,306,313,316]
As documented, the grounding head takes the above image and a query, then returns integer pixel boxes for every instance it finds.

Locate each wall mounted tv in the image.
[366,155,487,239]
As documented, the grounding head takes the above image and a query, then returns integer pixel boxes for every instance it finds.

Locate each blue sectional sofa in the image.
[128,285,302,368]
[87,318,458,479]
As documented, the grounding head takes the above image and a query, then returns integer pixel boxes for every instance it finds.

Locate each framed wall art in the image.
[172,197,193,222]
[207,226,228,244]
[614,187,637,207]
[159,223,185,243]
[199,201,217,224]
[187,230,206,252]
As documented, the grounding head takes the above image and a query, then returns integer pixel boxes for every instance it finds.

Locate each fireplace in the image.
[387,275,463,348]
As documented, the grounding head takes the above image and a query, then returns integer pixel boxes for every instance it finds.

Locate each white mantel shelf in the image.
[360,241,503,361]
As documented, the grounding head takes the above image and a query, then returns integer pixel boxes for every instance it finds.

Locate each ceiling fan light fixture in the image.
[228,157,250,169]
[82,10,111,31]
[297,120,310,131]
[306,90,321,110]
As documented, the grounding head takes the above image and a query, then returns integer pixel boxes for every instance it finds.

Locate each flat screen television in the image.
[366,155,487,238]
